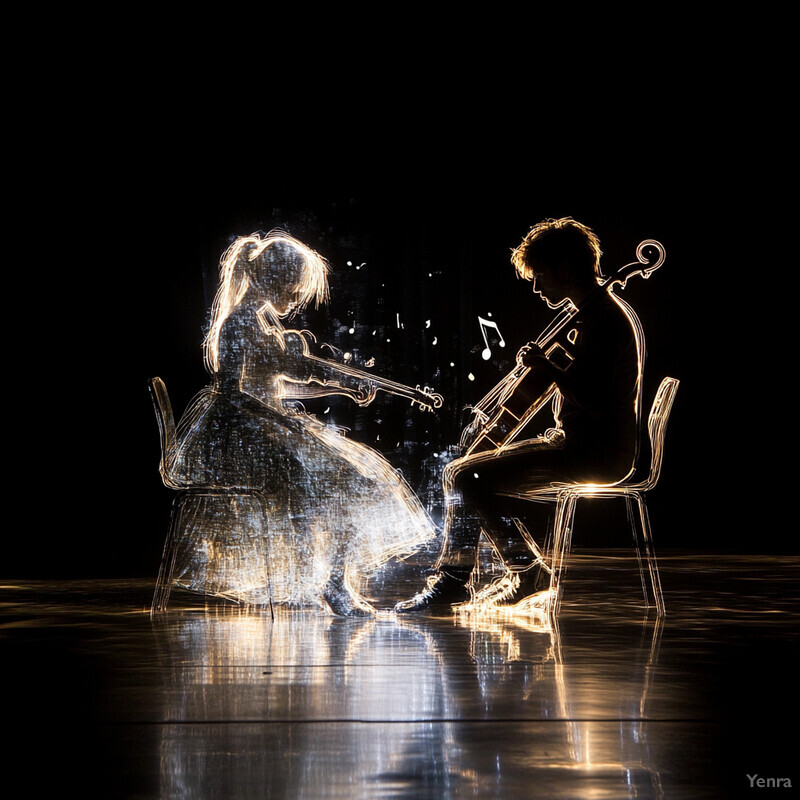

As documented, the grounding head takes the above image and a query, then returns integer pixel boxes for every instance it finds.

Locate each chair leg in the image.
[548,492,578,617]
[151,493,186,616]
[626,493,665,616]
[255,496,274,621]
[626,494,650,607]
[152,493,275,618]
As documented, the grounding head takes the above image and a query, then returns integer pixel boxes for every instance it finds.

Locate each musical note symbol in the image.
[478,316,505,360]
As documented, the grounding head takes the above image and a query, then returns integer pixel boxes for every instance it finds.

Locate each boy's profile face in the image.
[528,257,570,308]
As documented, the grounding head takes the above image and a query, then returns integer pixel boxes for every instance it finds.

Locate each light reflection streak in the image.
[150,606,664,798]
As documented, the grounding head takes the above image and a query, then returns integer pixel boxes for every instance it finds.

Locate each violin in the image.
[305,350,444,412]
[461,240,666,456]
[256,309,444,413]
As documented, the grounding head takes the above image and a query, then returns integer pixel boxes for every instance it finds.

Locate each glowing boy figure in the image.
[395,218,645,613]
[168,230,437,616]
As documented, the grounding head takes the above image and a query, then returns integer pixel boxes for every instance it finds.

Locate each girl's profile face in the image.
[253,243,306,315]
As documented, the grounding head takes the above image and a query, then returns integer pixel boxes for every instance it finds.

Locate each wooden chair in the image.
[525,377,679,617]
[148,377,273,616]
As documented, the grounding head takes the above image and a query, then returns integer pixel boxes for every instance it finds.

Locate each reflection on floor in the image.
[4,551,799,799]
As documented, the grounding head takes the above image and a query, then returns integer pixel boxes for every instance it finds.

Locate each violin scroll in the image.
[410,385,444,413]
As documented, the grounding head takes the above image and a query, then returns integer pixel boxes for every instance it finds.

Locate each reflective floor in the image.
[4,551,799,799]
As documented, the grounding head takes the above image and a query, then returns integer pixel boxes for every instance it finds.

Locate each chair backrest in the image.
[149,377,178,488]
[639,376,679,490]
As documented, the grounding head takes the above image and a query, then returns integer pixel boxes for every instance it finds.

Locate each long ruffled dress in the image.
[167,305,435,607]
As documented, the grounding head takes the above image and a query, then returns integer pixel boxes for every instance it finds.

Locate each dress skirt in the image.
[166,388,436,606]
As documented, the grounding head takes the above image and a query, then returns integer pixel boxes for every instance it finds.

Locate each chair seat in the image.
[530,481,649,498]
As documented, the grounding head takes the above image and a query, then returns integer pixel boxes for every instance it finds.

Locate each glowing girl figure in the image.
[170,230,437,616]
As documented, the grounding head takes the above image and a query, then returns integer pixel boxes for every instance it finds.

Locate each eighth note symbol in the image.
[478,316,505,360]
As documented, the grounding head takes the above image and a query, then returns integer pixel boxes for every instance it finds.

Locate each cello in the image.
[461,240,666,456]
